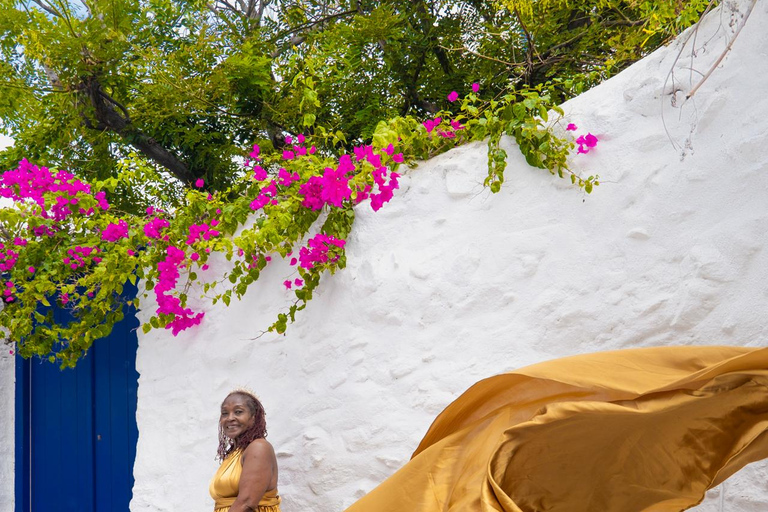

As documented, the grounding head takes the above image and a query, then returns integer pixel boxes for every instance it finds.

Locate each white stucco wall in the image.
[0,351,14,512]
[0,2,765,511]
[0,138,14,512]
[130,2,768,511]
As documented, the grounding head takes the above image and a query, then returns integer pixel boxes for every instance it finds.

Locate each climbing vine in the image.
[0,83,599,367]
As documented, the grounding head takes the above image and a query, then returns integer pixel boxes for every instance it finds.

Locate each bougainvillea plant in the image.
[0,83,598,367]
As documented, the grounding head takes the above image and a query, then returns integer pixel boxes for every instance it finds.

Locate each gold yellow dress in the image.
[345,346,768,512]
[210,449,281,512]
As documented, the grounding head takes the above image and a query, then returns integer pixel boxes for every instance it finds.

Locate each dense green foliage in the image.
[0,0,715,366]
[1,0,713,210]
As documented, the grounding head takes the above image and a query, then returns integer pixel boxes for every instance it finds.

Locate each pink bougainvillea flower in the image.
[202,264,210,271]
[190,252,200,261]
[282,150,295,160]
[101,219,129,242]
[294,278,303,287]
[144,217,170,239]
[566,123,578,131]
[366,152,382,169]
[354,145,371,162]
[262,180,277,197]
[472,82,480,93]
[354,184,372,205]
[309,145,316,154]
[283,280,292,290]
[298,233,346,269]
[297,134,306,144]
[250,194,270,211]
[320,166,352,207]
[278,167,300,187]
[249,144,261,160]
[299,176,324,210]
[253,165,267,181]
[575,133,599,154]
[383,143,395,156]
[285,136,293,144]
[392,153,404,163]
[447,91,459,102]
[290,257,297,266]
[194,179,204,188]
[28,266,34,273]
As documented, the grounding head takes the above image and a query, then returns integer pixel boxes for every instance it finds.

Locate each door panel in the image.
[15,287,139,512]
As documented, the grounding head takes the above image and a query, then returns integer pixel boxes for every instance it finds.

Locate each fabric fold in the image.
[345,346,768,512]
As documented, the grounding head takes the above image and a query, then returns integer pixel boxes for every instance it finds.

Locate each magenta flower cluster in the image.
[3,281,16,303]
[422,117,464,139]
[0,159,109,221]
[297,233,346,270]
[0,242,20,272]
[186,221,221,246]
[249,135,403,215]
[567,124,600,154]
[101,220,129,242]
[155,246,204,335]
[63,246,102,270]
[144,216,170,239]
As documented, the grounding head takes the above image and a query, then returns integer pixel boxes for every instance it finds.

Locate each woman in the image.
[210,390,281,512]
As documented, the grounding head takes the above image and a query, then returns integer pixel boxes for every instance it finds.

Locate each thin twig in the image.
[439,45,522,67]
[661,0,717,149]
[685,0,757,101]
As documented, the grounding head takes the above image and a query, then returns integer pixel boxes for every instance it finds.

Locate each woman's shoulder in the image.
[242,438,275,458]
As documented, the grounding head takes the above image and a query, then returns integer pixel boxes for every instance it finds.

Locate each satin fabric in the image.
[345,346,768,512]
[210,449,282,512]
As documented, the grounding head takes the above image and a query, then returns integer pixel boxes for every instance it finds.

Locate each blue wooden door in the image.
[15,288,139,512]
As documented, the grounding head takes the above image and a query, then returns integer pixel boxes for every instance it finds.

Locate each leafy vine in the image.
[0,82,599,367]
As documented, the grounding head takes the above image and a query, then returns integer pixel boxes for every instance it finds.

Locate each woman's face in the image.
[220,394,256,439]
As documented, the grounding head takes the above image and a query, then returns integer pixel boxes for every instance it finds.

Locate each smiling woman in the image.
[211,391,281,512]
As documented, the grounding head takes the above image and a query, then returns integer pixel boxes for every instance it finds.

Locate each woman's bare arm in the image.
[228,439,276,512]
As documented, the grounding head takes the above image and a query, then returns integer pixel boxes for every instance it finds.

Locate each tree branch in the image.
[31,0,60,17]
[269,9,357,59]
[440,45,523,68]
[81,77,196,185]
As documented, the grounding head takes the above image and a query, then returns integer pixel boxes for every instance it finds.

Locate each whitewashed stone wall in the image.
[131,2,768,511]
[0,1,766,511]
[0,351,14,512]
[0,153,15,511]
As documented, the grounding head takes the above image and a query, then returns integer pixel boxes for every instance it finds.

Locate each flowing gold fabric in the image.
[345,346,768,512]
[209,449,282,512]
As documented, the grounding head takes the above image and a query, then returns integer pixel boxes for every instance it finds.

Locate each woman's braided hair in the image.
[217,390,268,462]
